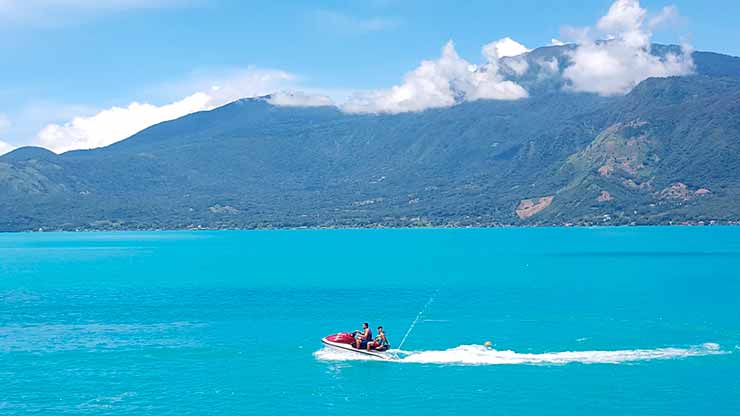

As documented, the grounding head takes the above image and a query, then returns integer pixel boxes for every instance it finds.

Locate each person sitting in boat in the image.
[354,322,372,349]
[368,326,390,351]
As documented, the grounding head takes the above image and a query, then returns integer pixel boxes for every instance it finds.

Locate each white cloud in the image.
[0,140,15,155]
[502,56,530,76]
[483,37,530,59]
[342,40,528,114]
[35,68,300,153]
[563,0,694,96]
[536,57,560,81]
[37,93,211,154]
[186,67,297,105]
[550,38,565,46]
[266,91,334,107]
[648,5,681,29]
[486,38,531,76]
[596,0,646,37]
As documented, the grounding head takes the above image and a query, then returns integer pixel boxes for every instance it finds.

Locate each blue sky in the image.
[1,0,739,154]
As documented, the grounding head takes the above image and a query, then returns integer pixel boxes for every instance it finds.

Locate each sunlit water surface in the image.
[1,227,739,415]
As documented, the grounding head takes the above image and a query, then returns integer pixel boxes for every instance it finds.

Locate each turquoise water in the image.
[1,227,739,414]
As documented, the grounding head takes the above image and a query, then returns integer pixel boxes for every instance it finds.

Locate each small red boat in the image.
[321,332,394,360]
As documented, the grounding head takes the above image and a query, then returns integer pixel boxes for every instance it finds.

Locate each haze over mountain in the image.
[1,42,739,232]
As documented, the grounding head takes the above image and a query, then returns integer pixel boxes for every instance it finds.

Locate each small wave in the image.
[315,343,727,366]
[0,322,202,353]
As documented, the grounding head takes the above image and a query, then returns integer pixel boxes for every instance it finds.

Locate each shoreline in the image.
[3,221,740,234]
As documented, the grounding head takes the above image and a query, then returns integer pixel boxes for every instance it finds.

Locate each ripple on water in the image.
[0,322,203,353]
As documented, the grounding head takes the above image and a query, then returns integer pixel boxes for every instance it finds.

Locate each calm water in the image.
[1,227,739,415]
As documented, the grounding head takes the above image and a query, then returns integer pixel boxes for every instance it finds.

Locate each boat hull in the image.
[321,337,393,360]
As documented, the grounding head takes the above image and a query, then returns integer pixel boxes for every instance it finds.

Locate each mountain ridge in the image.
[1,45,740,231]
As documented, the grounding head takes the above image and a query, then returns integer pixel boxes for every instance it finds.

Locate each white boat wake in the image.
[314,342,727,365]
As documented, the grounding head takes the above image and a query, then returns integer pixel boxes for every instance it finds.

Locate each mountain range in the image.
[2,44,740,231]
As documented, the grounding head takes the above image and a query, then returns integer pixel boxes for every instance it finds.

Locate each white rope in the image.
[397,289,438,350]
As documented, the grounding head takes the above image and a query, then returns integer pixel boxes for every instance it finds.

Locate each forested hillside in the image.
[1,46,739,231]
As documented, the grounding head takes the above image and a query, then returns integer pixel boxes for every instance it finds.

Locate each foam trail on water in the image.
[314,347,389,362]
[315,343,727,365]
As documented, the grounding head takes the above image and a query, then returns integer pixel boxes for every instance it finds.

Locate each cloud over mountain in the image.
[36,93,212,154]
[483,37,531,59]
[35,68,297,153]
[562,0,694,96]
[26,0,696,152]
[341,40,529,114]
[266,91,335,108]
[0,140,14,155]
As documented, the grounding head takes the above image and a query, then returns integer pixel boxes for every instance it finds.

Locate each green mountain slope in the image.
[1,47,739,231]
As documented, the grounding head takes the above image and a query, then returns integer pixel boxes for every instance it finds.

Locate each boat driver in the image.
[354,322,372,349]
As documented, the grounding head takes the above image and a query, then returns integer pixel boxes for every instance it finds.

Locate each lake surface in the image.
[1,227,739,415]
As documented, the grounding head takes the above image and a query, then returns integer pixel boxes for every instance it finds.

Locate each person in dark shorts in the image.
[354,322,372,349]
[368,326,390,351]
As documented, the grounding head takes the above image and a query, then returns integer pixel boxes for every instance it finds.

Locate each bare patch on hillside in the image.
[695,188,711,196]
[567,121,658,180]
[660,183,690,200]
[597,191,614,202]
[659,183,712,201]
[516,196,554,219]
